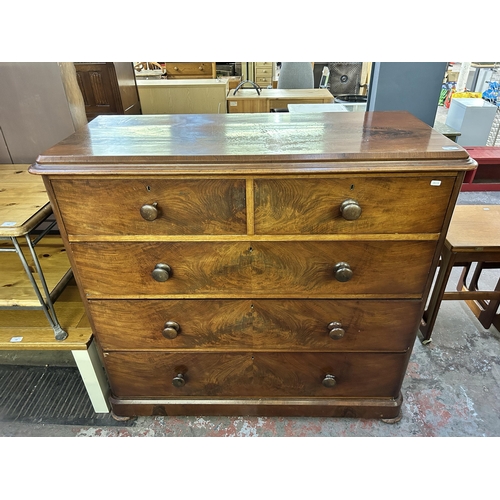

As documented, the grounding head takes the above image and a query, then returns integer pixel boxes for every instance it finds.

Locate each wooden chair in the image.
[420,205,500,344]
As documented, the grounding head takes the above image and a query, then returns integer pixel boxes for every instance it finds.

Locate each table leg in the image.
[420,249,456,344]
[11,235,69,341]
[72,340,110,413]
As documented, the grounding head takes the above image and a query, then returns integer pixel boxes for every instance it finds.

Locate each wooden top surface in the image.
[136,78,229,88]
[31,112,475,175]
[227,88,334,100]
[446,205,500,250]
[0,165,51,236]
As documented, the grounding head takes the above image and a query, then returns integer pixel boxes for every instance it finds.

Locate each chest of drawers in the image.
[30,112,475,420]
[254,62,274,88]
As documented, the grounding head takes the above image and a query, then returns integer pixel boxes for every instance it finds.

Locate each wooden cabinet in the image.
[254,62,274,88]
[163,63,216,79]
[74,62,141,121]
[30,112,475,419]
[137,79,229,114]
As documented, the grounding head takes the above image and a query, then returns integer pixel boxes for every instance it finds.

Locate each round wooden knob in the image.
[172,373,185,387]
[328,322,345,340]
[322,374,337,388]
[140,203,158,221]
[333,262,353,282]
[152,263,171,282]
[162,321,180,339]
[340,199,362,220]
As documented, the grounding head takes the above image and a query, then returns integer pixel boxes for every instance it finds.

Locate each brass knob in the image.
[198,66,203,70]
[152,263,171,282]
[340,199,362,220]
[174,66,178,70]
[172,373,185,387]
[162,321,180,339]
[322,374,337,388]
[333,262,353,282]
[328,322,345,340]
[140,202,158,221]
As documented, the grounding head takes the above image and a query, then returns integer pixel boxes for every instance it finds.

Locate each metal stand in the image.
[0,218,72,341]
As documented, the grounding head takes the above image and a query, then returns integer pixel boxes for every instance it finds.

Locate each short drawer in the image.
[51,178,247,236]
[104,351,408,398]
[90,299,421,352]
[254,176,456,234]
[72,240,437,297]
[255,77,272,86]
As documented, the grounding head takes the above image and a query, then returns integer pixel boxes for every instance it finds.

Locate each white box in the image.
[446,98,498,146]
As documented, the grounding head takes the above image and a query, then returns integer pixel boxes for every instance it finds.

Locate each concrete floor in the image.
[1,105,499,438]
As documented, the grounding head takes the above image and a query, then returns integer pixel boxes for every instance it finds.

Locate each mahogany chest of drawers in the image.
[30,112,475,419]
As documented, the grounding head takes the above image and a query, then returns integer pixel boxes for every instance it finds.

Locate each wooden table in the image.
[0,165,72,340]
[419,205,500,343]
[0,164,110,412]
[226,88,334,113]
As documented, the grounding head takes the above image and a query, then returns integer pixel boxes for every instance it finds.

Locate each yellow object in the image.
[452,92,482,99]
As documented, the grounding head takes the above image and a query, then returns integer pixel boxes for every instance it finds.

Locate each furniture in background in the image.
[254,62,274,88]
[446,98,498,146]
[367,62,448,127]
[461,147,500,191]
[31,111,474,420]
[74,62,141,122]
[0,164,109,413]
[288,103,366,113]
[0,62,86,164]
[277,63,313,89]
[163,62,216,79]
[226,88,333,113]
[420,205,500,344]
[137,78,229,114]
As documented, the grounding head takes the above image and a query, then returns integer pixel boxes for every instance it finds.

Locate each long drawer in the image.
[104,351,408,398]
[71,240,437,297]
[254,176,455,234]
[90,298,421,352]
[51,178,247,236]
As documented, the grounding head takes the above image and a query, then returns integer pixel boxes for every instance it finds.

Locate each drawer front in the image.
[104,351,407,398]
[255,77,272,86]
[254,176,455,234]
[90,299,421,352]
[51,178,247,236]
[164,63,213,77]
[72,240,436,297]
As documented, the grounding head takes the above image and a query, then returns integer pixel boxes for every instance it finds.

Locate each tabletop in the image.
[0,165,51,237]
[446,205,500,250]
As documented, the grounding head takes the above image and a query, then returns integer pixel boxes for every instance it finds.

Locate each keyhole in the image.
[146,185,151,192]
[350,184,355,190]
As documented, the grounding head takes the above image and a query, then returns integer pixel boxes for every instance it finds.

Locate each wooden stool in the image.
[420,205,500,344]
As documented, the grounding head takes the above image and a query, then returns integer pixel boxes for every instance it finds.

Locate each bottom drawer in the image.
[104,351,408,398]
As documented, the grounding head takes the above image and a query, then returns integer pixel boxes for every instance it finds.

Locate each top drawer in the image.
[51,178,247,236]
[254,176,456,234]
